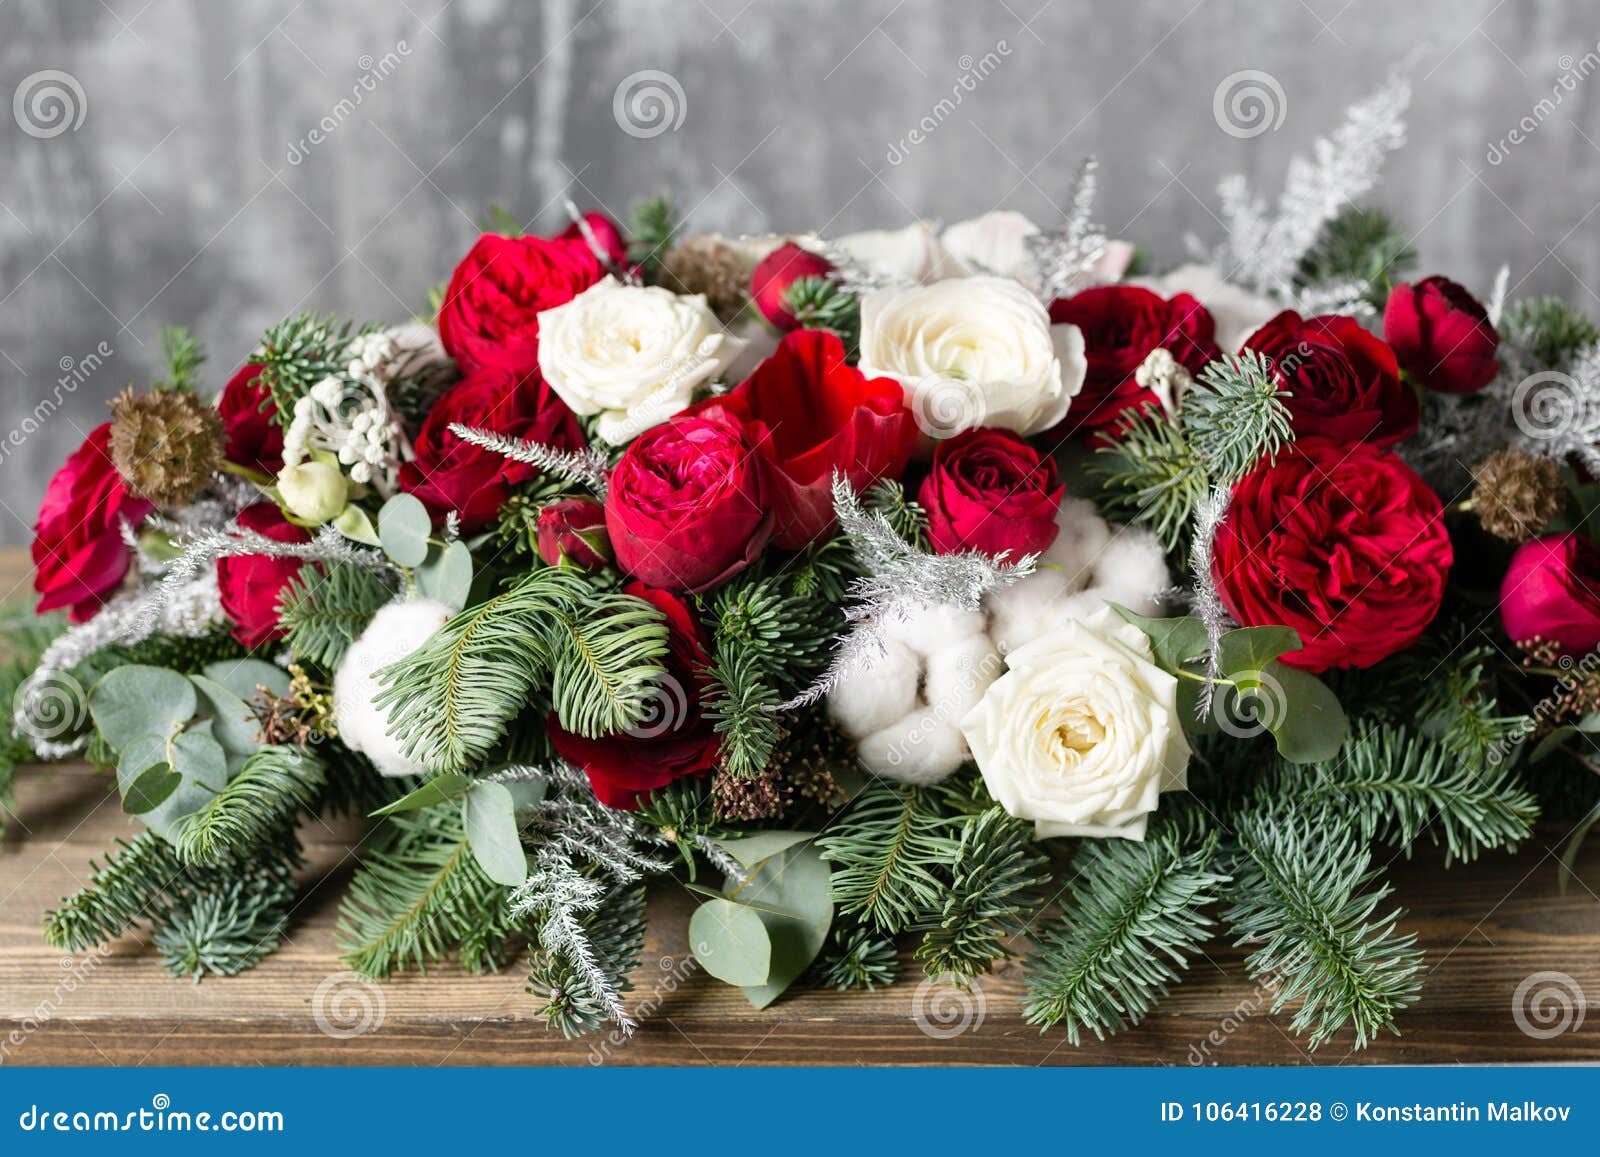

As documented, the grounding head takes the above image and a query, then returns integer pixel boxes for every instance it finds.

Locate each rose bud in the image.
[218,363,284,475]
[277,460,349,525]
[1500,534,1600,657]
[750,242,834,331]
[1383,275,1501,395]
[537,498,611,570]
[919,428,1064,558]
[216,502,313,648]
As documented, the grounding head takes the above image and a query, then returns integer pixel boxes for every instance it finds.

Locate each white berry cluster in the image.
[282,330,408,491]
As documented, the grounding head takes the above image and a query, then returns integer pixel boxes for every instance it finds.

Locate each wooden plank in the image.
[3,761,1599,1066]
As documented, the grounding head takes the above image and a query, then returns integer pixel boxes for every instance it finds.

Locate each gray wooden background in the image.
[0,0,1596,544]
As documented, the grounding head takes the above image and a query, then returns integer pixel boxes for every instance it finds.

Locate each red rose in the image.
[1243,311,1417,447]
[437,232,606,376]
[606,413,772,593]
[398,364,583,532]
[31,423,154,622]
[1049,285,1219,434]
[536,498,610,570]
[918,428,1063,558]
[750,242,835,331]
[556,211,629,269]
[217,502,311,649]
[548,582,719,809]
[217,363,283,475]
[688,329,915,548]
[1383,276,1500,395]
[1213,438,1451,672]
[1500,534,1600,656]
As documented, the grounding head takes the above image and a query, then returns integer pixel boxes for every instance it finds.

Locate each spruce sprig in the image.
[527,883,647,1037]
[818,782,962,933]
[169,747,326,868]
[277,563,395,670]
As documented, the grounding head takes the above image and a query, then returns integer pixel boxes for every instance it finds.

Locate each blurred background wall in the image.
[1,0,1597,542]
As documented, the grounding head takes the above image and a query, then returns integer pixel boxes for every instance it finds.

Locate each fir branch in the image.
[43,834,184,951]
[1183,350,1294,488]
[917,805,1049,985]
[527,882,646,1037]
[1502,297,1600,371]
[156,326,205,392]
[448,423,612,499]
[1293,205,1417,310]
[154,859,297,981]
[782,275,861,351]
[1090,407,1206,554]
[1023,814,1226,1043]
[1223,805,1423,1049]
[255,311,372,420]
[818,782,962,934]
[819,925,901,992]
[169,747,326,868]
[276,563,395,670]
[702,641,782,779]
[628,195,680,275]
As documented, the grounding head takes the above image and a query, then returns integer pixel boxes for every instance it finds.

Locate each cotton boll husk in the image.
[1089,527,1171,612]
[826,638,921,739]
[334,597,455,777]
[881,602,986,656]
[923,633,1002,719]
[856,707,969,784]
[1044,497,1113,589]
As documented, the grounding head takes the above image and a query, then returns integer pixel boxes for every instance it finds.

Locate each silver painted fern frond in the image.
[449,424,611,498]
[1026,157,1107,301]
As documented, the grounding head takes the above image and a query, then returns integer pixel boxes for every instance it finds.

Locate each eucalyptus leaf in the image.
[188,674,261,768]
[688,898,773,987]
[462,781,528,886]
[379,493,432,568]
[118,721,229,839]
[371,772,474,817]
[417,540,474,610]
[334,504,381,546]
[1111,606,1209,672]
[725,843,833,1009]
[89,666,195,753]
[121,762,181,815]
[201,659,290,702]
[1215,625,1302,679]
[716,831,815,870]
[1263,662,1347,763]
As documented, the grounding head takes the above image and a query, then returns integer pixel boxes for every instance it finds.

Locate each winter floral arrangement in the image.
[8,73,1600,1049]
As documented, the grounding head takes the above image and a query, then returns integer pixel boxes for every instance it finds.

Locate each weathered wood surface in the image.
[3,758,1598,1066]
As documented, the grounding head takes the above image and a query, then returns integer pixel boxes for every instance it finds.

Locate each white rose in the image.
[536,276,746,444]
[859,276,1085,437]
[1133,262,1278,353]
[960,606,1190,840]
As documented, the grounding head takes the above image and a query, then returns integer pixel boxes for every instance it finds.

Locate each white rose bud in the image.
[960,606,1190,841]
[859,276,1086,438]
[536,276,746,444]
[277,460,348,524]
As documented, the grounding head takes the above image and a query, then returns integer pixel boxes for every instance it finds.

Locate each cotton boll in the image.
[881,602,986,656]
[1090,527,1171,613]
[826,639,921,739]
[334,597,455,777]
[1052,587,1117,623]
[923,633,1002,720]
[856,707,970,785]
[1044,497,1112,590]
[987,569,1072,655]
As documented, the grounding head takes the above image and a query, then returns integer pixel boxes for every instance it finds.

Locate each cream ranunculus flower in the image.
[960,606,1190,840]
[858,275,1085,437]
[536,276,746,444]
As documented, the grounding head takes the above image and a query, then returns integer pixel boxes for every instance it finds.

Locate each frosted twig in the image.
[449,424,611,499]
[1026,157,1108,301]
[692,836,749,888]
[1188,488,1233,719]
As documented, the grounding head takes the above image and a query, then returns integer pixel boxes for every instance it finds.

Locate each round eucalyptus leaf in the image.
[89,666,196,754]
[462,781,528,886]
[201,659,290,702]
[417,540,474,610]
[121,762,181,815]
[689,898,773,988]
[379,493,432,567]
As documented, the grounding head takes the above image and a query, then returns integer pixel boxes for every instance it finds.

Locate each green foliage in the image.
[43,833,183,951]
[277,563,395,670]
[1503,296,1600,369]
[819,925,901,991]
[917,805,1048,984]
[374,568,670,774]
[255,311,373,420]
[628,196,680,275]
[113,627,246,674]
[528,883,646,1037]
[337,809,515,978]
[155,858,297,980]
[702,643,782,778]
[1294,206,1417,308]
[1260,725,1537,866]
[782,275,861,352]
[1090,408,1206,553]
[862,478,929,550]
[818,782,961,933]
[1223,805,1423,1049]
[1023,814,1226,1043]
[170,746,326,868]
[1183,350,1294,488]
[156,326,205,391]
[476,204,525,237]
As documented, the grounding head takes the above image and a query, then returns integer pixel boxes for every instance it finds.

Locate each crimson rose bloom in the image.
[556,211,628,268]
[1383,276,1500,395]
[398,364,583,532]
[1214,438,1451,672]
[750,242,835,330]
[918,428,1063,558]
[688,329,914,548]
[217,363,283,475]
[1500,534,1600,656]
[536,497,610,570]
[437,232,606,376]
[217,503,311,649]
[1048,285,1219,434]
[32,423,154,622]
[607,413,772,593]
[1243,311,1417,447]
[548,583,720,809]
